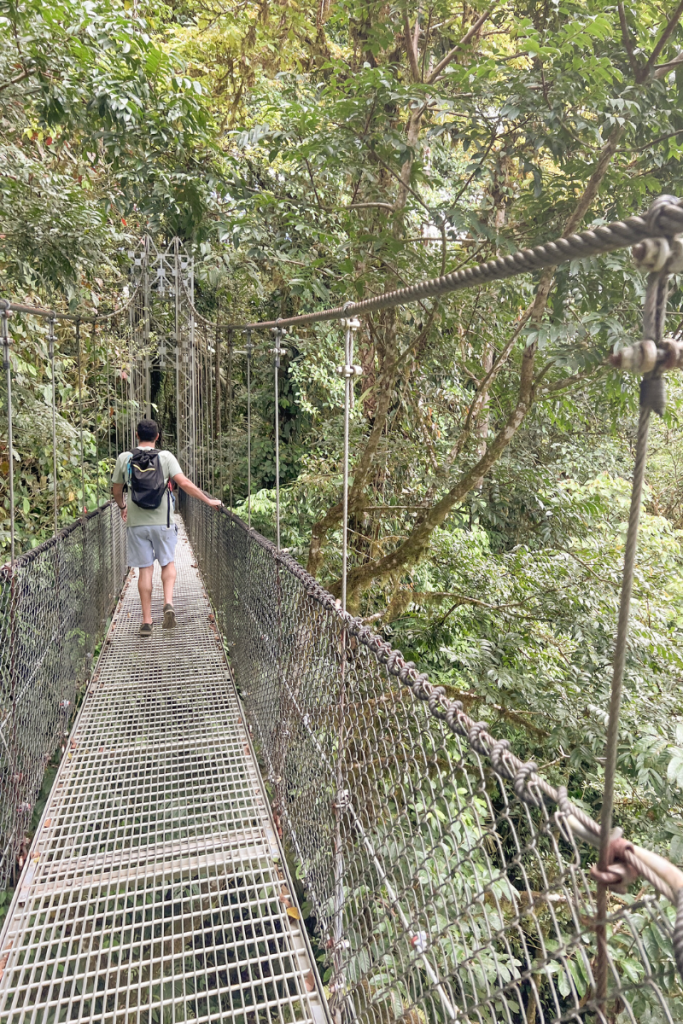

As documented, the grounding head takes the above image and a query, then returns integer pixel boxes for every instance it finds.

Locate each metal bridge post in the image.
[215,316,223,501]
[338,317,361,614]
[174,240,181,457]
[143,237,151,420]
[227,330,233,510]
[271,325,286,550]
[246,330,253,528]
[2,305,15,566]
[75,321,86,516]
[48,316,58,536]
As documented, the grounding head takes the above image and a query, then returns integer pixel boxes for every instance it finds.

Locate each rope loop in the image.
[397,659,416,681]
[513,761,542,808]
[590,835,639,893]
[467,721,490,755]
[555,784,572,817]
[646,194,681,236]
[443,701,467,736]
[490,739,513,778]
[386,650,402,674]
[427,685,447,718]
[412,673,432,700]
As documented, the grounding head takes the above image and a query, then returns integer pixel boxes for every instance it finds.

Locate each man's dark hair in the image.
[137,419,160,442]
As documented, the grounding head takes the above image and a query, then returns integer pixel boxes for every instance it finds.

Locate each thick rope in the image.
[171,199,683,332]
[0,284,141,325]
[5,198,683,337]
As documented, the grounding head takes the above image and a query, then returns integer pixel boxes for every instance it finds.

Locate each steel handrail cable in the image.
[174,198,683,331]
[3,199,681,333]
[0,281,142,324]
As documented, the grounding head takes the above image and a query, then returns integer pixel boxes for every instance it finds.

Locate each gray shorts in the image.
[127,524,178,568]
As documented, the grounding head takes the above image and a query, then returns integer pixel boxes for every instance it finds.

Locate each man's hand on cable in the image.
[172,472,222,509]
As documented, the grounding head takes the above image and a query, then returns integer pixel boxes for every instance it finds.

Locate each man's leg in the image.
[152,524,179,629]
[138,566,154,624]
[161,561,176,606]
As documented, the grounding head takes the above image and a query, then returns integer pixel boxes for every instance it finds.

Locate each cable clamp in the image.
[633,237,673,272]
[335,364,363,378]
[1,302,11,371]
[340,317,360,329]
[332,789,351,811]
[610,337,683,381]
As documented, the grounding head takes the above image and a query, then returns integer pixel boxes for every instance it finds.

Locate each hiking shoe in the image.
[162,604,177,629]
[139,622,153,638]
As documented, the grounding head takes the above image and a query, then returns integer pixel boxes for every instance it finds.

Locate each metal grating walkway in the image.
[0,520,327,1024]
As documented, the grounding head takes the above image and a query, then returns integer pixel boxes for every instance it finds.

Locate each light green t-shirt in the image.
[112,448,183,528]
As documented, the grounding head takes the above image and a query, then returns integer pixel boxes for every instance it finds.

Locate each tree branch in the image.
[563,122,624,235]
[333,342,538,597]
[0,67,31,94]
[617,2,640,79]
[402,6,421,81]
[642,0,683,79]
[348,202,395,211]
[428,5,496,83]
[443,304,532,471]
[370,149,431,214]
[654,49,683,76]
[303,156,323,209]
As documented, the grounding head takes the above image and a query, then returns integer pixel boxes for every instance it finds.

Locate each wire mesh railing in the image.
[0,502,127,889]
[182,494,683,1024]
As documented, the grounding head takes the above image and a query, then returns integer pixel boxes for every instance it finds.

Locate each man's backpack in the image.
[127,449,173,525]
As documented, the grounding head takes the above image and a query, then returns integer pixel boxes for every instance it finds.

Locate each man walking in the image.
[111,419,221,637]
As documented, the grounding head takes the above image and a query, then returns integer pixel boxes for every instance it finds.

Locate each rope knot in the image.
[513,761,542,808]
[590,836,639,893]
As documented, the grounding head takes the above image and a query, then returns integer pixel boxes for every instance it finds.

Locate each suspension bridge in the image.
[2,197,683,1023]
